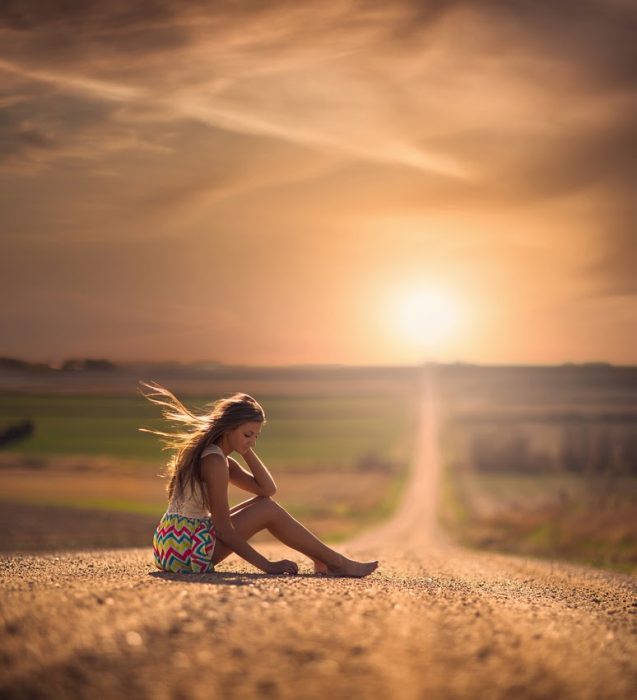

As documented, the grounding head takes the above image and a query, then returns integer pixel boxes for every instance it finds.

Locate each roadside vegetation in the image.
[437,365,637,574]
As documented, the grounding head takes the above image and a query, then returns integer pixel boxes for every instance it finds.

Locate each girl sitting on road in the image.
[140,382,379,578]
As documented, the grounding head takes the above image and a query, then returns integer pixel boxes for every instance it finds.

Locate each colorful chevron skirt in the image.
[153,512,217,573]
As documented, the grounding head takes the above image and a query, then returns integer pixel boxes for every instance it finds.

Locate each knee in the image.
[256,495,283,515]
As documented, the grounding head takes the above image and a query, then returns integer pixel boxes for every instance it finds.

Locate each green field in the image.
[0,390,418,550]
[0,393,417,470]
[439,467,637,573]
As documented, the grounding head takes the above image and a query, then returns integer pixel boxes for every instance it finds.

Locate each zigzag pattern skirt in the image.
[153,512,217,573]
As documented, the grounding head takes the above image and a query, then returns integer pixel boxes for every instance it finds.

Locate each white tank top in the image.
[165,443,226,519]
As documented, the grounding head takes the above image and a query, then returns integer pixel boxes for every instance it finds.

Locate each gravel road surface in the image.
[1,372,635,699]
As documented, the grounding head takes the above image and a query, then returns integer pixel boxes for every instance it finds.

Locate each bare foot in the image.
[325,557,379,578]
[312,559,329,575]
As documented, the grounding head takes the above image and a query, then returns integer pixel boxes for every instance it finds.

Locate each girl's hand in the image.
[265,559,298,575]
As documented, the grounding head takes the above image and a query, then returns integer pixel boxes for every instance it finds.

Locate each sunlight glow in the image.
[391,285,464,353]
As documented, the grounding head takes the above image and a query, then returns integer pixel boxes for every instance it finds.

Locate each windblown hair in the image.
[138,381,266,509]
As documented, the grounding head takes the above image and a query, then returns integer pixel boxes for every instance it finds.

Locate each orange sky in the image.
[1,1,636,366]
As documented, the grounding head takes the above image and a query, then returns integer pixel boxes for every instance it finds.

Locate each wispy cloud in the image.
[1,0,636,363]
[2,1,635,180]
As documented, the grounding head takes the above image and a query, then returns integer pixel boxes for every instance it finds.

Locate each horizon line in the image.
[1,356,635,371]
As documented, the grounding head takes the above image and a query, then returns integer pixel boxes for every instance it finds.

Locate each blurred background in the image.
[1,1,635,573]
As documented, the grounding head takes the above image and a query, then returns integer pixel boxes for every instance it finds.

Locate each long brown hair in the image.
[138,381,266,508]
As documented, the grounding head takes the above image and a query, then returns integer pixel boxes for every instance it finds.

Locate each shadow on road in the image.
[148,570,321,585]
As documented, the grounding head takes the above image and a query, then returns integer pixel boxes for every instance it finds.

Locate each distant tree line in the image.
[0,357,117,373]
[462,421,637,477]
[58,358,117,372]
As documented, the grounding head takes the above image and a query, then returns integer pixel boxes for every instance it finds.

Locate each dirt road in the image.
[1,370,636,699]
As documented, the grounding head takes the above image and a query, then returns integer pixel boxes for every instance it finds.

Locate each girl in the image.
[140,382,379,578]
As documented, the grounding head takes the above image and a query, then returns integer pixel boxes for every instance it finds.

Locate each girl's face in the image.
[228,421,263,454]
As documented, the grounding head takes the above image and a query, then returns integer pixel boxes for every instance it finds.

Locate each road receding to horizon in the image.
[1,370,636,699]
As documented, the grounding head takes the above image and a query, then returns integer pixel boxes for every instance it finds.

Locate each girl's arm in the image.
[239,448,277,496]
[201,454,271,573]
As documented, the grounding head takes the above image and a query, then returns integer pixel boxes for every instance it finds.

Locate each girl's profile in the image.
[139,382,379,578]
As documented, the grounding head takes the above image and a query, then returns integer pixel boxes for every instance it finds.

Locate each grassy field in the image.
[0,385,417,551]
[0,461,409,550]
[0,393,415,468]
[5,364,636,571]
[439,467,637,573]
[436,365,637,574]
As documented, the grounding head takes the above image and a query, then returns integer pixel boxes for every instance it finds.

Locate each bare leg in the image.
[267,506,378,577]
[311,558,329,574]
[229,496,327,570]
[265,505,346,568]
[229,495,262,515]
[211,497,378,577]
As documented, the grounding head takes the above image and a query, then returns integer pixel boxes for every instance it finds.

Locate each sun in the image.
[391,285,463,352]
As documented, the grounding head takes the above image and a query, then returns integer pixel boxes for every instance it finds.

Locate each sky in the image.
[1,0,636,366]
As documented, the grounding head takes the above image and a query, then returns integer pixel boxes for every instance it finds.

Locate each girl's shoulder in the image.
[201,444,226,459]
